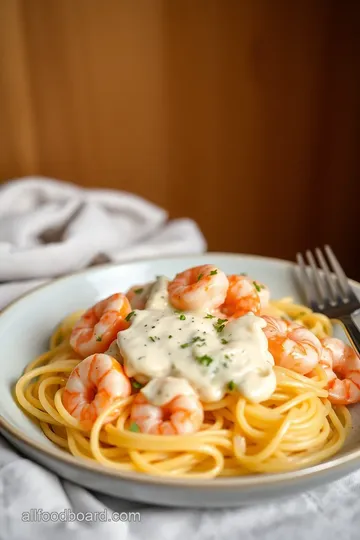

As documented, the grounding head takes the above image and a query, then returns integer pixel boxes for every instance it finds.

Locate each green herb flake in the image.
[204,313,215,319]
[149,336,156,342]
[179,314,186,321]
[240,272,247,276]
[210,269,218,275]
[192,336,205,343]
[196,354,214,366]
[96,335,102,342]
[253,281,261,293]
[168,335,173,339]
[129,422,140,432]
[181,336,205,349]
[197,273,204,282]
[134,288,144,294]
[221,338,229,345]
[125,311,136,322]
[213,318,228,332]
[131,380,143,390]
[227,381,235,391]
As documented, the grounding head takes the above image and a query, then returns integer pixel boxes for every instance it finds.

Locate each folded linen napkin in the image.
[0,177,206,307]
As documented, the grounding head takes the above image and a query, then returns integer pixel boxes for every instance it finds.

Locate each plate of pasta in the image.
[0,253,360,508]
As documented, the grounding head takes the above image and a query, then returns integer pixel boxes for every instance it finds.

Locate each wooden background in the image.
[1,1,360,277]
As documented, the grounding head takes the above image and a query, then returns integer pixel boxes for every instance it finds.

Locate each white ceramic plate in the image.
[0,253,360,508]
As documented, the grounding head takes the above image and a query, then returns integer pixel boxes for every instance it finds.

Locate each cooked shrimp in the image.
[262,315,322,375]
[130,392,204,435]
[318,341,337,382]
[63,354,131,430]
[70,293,131,357]
[256,281,270,311]
[168,265,228,312]
[321,337,360,404]
[217,275,261,319]
[126,282,153,310]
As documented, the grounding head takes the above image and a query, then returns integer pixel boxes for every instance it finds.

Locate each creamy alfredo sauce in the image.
[117,276,276,405]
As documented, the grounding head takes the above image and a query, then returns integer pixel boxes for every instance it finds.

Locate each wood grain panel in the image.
[0,0,359,276]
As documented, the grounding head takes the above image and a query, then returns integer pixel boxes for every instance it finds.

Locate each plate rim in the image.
[1,251,360,489]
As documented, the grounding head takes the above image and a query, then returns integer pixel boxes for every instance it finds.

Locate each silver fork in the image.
[296,245,360,353]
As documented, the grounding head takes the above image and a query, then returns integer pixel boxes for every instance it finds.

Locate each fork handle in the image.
[336,314,360,355]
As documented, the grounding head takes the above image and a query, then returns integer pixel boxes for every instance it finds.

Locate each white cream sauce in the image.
[145,275,171,311]
[117,277,276,404]
[142,376,196,406]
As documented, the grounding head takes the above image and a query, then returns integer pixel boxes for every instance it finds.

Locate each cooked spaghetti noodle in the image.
[15,301,351,478]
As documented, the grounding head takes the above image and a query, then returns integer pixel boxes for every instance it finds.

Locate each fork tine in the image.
[305,250,326,307]
[324,245,353,300]
[315,247,338,303]
[296,252,318,307]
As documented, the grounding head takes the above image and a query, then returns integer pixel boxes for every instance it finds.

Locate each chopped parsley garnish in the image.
[168,335,173,339]
[95,335,102,342]
[224,354,230,360]
[149,336,156,342]
[131,380,143,389]
[134,288,144,294]
[253,281,261,293]
[204,313,215,319]
[196,354,213,366]
[197,273,203,282]
[221,338,229,345]
[240,272,247,276]
[213,318,228,332]
[180,336,205,349]
[129,422,140,432]
[125,311,135,322]
[227,381,235,391]
[210,269,218,275]
[179,314,186,320]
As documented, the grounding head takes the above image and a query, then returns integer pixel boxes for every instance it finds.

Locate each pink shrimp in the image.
[130,392,204,435]
[320,337,360,405]
[70,293,131,357]
[63,354,131,430]
[168,265,228,312]
[126,282,153,310]
[262,315,322,375]
[217,275,262,319]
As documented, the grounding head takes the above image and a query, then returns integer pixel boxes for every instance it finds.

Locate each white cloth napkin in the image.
[0,177,206,307]
[1,178,359,539]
